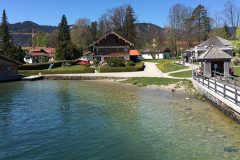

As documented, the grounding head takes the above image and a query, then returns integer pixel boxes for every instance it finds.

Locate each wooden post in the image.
[203,77,204,86]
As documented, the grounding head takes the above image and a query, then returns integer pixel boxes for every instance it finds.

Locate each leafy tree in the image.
[46,29,58,48]
[93,60,100,67]
[0,10,11,51]
[4,45,25,63]
[57,15,70,42]
[149,49,158,59]
[207,26,230,39]
[55,41,82,60]
[36,32,48,47]
[234,26,240,55]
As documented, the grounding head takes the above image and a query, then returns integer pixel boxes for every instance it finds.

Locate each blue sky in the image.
[0,0,238,28]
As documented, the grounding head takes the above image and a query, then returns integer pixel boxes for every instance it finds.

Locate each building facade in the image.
[0,54,22,80]
[89,31,140,63]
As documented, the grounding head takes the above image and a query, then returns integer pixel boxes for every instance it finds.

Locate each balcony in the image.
[92,51,130,56]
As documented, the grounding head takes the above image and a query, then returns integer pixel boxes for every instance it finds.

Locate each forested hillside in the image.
[9,21,57,47]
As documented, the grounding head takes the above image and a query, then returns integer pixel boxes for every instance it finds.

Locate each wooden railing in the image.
[194,72,240,106]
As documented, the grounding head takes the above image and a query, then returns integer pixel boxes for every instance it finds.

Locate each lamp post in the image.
[180,48,183,66]
[191,49,193,79]
[158,49,160,64]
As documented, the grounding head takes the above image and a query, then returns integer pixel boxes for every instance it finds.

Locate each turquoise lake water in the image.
[1,80,240,159]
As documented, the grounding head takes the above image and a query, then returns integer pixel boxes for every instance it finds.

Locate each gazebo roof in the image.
[198,46,232,60]
[197,36,232,47]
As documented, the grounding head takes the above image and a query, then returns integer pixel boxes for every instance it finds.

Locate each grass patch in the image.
[156,62,188,73]
[95,67,100,73]
[140,58,175,63]
[233,67,240,77]
[18,68,95,75]
[122,77,195,93]
[169,70,195,78]
[47,65,85,70]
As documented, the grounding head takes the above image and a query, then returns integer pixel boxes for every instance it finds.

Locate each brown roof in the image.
[0,54,23,65]
[41,48,55,54]
[141,47,170,53]
[198,36,232,47]
[89,31,134,47]
[198,46,232,60]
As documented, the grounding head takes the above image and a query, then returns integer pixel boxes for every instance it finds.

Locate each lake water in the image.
[1,80,240,159]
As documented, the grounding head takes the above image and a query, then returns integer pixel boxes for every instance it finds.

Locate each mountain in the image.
[135,22,164,37]
[9,21,58,47]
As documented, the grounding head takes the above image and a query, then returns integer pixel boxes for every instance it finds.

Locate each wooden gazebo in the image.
[198,46,232,77]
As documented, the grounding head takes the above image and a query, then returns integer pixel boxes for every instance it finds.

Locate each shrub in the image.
[83,64,91,67]
[174,57,181,59]
[118,63,125,67]
[93,60,100,67]
[233,60,239,65]
[100,62,144,72]
[18,60,78,70]
[18,68,95,75]
[127,61,135,66]
[110,63,115,67]
[106,58,125,67]
[42,57,47,62]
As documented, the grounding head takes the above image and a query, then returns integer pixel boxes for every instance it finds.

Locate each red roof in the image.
[26,52,51,57]
[130,50,140,56]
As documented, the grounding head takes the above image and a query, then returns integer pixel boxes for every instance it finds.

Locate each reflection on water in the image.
[1,80,240,159]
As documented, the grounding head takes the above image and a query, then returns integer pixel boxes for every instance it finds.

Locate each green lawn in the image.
[233,67,240,77]
[156,63,188,73]
[169,70,195,78]
[48,65,85,70]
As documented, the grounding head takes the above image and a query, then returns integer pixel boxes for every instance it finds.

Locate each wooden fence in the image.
[194,71,240,106]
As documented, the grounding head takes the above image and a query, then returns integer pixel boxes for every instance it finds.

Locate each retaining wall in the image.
[193,81,240,124]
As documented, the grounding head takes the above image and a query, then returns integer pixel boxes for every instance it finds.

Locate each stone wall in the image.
[193,81,240,124]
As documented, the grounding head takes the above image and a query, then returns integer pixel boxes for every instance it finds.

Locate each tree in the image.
[223,0,240,39]
[36,32,48,47]
[149,49,158,59]
[207,26,230,39]
[71,17,91,51]
[167,3,187,56]
[4,45,25,63]
[90,21,98,42]
[55,41,82,60]
[191,4,211,42]
[57,15,70,42]
[234,26,240,55]
[223,22,231,38]
[46,29,59,48]
[123,5,136,45]
[0,10,11,51]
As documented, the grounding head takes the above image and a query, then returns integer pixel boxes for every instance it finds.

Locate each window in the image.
[99,48,103,52]
[106,39,116,43]
[112,48,116,51]
[106,48,109,52]
[119,48,124,51]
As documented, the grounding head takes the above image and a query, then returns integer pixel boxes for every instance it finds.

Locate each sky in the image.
[0,0,237,28]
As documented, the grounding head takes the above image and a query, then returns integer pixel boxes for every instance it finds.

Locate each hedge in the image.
[100,62,144,72]
[19,68,95,75]
[19,60,78,70]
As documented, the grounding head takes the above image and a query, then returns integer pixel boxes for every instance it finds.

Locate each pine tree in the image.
[57,15,70,42]
[0,10,11,51]
[223,22,231,39]
[90,21,98,42]
[123,5,136,46]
